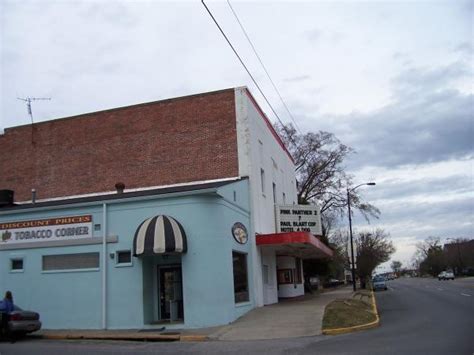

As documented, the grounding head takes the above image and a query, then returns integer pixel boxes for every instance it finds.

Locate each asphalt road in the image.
[1,277,473,355]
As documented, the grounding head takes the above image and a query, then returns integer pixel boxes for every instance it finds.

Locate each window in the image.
[272,183,277,204]
[42,252,99,271]
[277,269,293,284]
[260,169,266,195]
[116,250,132,266]
[10,258,24,272]
[295,258,302,283]
[258,140,263,164]
[233,252,249,303]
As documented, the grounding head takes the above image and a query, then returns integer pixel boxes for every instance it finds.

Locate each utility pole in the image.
[17,97,51,143]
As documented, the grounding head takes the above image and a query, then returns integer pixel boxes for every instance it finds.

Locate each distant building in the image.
[0,87,332,330]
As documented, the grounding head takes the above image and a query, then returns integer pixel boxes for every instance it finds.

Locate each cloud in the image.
[453,42,473,57]
[305,28,322,42]
[283,75,311,83]
[294,61,474,170]
[392,61,472,98]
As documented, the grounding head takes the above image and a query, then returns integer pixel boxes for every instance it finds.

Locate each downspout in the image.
[102,203,107,329]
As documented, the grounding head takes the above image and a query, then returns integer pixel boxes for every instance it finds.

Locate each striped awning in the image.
[133,215,187,256]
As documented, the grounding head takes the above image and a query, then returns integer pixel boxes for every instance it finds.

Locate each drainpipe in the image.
[102,203,107,329]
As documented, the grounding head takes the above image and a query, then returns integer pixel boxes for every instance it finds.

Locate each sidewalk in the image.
[210,286,352,341]
[34,286,353,342]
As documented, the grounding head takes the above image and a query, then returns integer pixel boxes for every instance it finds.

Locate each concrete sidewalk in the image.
[34,286,352,342]
[210,286,352,341]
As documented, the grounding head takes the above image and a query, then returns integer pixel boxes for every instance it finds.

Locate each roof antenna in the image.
[17,97,51,144]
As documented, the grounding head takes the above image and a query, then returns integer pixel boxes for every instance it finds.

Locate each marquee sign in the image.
[275,205,322,235]
[0,215,93,245]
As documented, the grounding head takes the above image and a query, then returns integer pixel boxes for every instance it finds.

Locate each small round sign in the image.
[232,222,248,244]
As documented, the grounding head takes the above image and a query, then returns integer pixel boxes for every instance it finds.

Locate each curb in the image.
[322,289,380,335]
[39,333,208,342]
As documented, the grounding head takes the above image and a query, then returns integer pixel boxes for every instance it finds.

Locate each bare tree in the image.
[356,229,396,288]
[274,123,380,238]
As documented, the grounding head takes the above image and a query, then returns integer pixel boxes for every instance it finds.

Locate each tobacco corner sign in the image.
[0,215,93,245]
[275,205,322,235]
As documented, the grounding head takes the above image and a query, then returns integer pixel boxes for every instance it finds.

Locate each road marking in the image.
[461,293,471,297]
[437,288,444,291]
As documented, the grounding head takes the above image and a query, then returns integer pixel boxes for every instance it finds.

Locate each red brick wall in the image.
[0,89,239,202]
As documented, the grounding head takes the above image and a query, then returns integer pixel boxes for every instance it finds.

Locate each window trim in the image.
[10,257,24,273]
[115,250,133,267]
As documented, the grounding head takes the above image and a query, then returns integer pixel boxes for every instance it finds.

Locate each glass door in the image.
[159,267,183,321]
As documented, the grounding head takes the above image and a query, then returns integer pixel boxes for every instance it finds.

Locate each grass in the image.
[322,298,376,330]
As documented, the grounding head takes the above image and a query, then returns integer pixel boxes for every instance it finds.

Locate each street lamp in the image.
[347,182,376,292]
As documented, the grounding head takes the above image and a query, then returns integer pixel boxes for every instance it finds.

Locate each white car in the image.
[438,271,455,280]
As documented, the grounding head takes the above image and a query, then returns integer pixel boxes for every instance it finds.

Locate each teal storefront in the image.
[0,178,254,329]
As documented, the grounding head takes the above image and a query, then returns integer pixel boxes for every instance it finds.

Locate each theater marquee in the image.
[0,215,93,245]
[275,205,322,235]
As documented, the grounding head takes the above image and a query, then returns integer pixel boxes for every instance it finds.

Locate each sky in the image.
[1,0,473,269]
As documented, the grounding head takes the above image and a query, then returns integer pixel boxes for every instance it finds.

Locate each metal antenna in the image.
[17,97,51,143]
[17,97,51,125]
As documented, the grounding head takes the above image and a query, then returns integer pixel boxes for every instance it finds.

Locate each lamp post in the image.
[347,182,376,292]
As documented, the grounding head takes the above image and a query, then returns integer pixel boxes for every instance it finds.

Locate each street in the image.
[1,277,473,355]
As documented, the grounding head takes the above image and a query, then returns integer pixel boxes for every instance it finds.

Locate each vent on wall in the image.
[0,190,14,207]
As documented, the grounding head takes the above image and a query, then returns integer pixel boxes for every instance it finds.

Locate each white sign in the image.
[1,215,93,245]
[275,205,322,235]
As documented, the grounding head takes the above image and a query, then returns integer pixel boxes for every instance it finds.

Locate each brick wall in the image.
[0,89,239,202]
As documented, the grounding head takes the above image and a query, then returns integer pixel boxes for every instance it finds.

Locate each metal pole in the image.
[347,188,356,292]
[102,203,107,329]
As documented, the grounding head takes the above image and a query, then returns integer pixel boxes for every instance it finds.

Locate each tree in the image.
[274,123,380,238]
[356,229,396,288]
[415,237,446,276]
[390,260,402,274]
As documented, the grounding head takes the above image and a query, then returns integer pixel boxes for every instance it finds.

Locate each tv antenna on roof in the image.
[17,97,51,125]
[17,97,51,144]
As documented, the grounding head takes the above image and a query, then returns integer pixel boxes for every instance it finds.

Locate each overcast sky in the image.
[1,0,472,269]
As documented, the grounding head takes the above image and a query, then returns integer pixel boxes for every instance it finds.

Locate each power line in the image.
[201,0,297,146]
[226,0,302,134]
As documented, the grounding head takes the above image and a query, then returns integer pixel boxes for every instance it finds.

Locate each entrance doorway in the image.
[158,266,184,321]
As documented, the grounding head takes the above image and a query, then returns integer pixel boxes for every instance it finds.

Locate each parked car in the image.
[438,271,455,280]
[372,276,388,291]
[0,305,41,338]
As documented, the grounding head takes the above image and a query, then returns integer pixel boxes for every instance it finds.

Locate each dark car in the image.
[0,305,41,338]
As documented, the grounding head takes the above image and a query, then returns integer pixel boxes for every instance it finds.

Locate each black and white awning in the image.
[133,215,187,256]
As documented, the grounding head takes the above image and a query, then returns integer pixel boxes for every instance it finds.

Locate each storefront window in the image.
[277,269,293,284]
[233,251,249,303]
